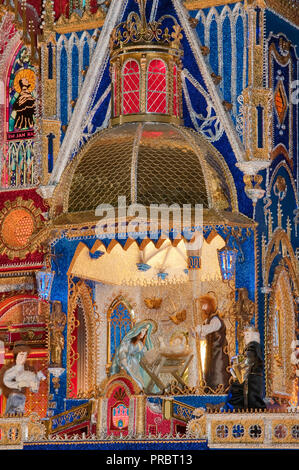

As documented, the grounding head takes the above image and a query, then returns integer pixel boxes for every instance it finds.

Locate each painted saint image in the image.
[195,293,230,392]
[9,68,36,131]
[109,320,155,390]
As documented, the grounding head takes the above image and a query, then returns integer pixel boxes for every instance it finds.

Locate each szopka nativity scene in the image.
[0,0,298,451]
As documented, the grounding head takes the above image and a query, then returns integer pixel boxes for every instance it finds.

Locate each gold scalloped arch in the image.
[266,265,296,399]
[263,228,299,294]
[263,229,299,399]
[67,277,100,398]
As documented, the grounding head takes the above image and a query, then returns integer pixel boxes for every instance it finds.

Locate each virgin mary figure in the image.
[109,320,156,390]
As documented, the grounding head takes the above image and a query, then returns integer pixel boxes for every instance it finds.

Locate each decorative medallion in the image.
[0,198,44,259]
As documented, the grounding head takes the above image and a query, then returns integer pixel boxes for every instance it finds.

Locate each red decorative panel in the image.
[0,189,47,271]
[147,59,167,114]
[122,60,140,115]
[24,357,48,418]
[107,385,130,436]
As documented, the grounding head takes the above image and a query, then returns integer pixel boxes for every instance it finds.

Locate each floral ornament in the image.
[274,175,287,200]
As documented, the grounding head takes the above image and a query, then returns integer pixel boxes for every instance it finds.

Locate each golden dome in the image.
[54,122,238,215]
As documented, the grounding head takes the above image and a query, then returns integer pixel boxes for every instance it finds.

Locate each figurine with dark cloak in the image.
[225,326,266,411]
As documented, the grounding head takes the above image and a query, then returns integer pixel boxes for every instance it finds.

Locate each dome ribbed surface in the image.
[66,122,235,213]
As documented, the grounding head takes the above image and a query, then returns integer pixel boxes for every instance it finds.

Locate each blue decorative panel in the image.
[71,43,79,102]
[221,16,232,103]
[60,45,68,129]
[209,19,219,75]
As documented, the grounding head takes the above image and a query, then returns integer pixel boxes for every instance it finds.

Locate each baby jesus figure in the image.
[143,333,190,366]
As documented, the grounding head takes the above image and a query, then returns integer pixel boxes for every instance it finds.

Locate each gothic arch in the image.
[263,228,299,400]
[106,295,135,374]
[267,160,298,205]
[266,265,297,399]
[67,278,99,397]
[263,228,299,295]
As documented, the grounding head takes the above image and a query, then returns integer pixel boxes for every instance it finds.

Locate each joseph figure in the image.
[195,294,230,393]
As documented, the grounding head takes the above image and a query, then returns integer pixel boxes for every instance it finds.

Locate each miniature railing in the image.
[172,400,196,423]
[47,401,92,436]
[187,409,299,448]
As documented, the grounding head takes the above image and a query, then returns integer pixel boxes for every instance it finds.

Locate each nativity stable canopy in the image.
[52,0,240,220]
[53,121,239,216]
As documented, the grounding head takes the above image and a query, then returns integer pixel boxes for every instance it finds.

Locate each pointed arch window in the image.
[146,59,168,114]
[107,297,134,371]
[122,60,140,115]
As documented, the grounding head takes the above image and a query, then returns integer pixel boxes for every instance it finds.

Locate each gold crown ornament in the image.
[110,0,183,54]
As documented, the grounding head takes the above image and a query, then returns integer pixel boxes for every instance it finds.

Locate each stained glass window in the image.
[147,59,168,114]
[122,60,140,115]
[109,298,133,363]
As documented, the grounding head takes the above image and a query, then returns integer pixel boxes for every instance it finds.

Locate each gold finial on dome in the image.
[135,0,147,29]
[109,0,183,53]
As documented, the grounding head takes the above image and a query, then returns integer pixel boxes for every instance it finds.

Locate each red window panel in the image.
[147,59,167,114]
[122,60,140,115]
[173,64,179,117]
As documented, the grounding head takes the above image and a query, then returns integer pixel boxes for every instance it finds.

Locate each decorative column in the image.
[237,0,273,211]
[135,394,146,437]
[39,0,61,187]
[236,160,271,217]
[96,397,108,438]
[186,230,203,389]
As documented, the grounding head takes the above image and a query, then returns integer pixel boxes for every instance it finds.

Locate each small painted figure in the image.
[0,342,46,415]
[49,301,66,367]
[225,326,266,411]
[195,294,230,392]
[10,77,35,130]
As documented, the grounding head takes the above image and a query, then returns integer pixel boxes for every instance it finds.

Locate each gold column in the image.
[135,395,146,437]
[242,1,272,161]
[96,397,104,438]
[140,54,147,114]
[39,0,61,185]
[116,57,121,117]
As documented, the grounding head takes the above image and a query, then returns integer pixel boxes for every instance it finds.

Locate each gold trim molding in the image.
[0,198,46,260]
[67,278,100,398]
[184,0,237,8]
[54,9,105,34]
[265,0,299,27]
